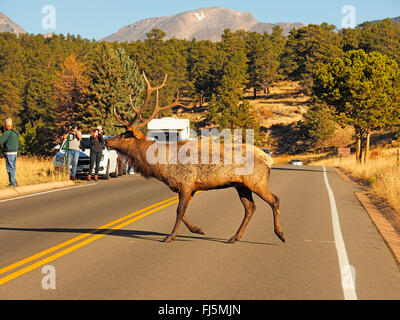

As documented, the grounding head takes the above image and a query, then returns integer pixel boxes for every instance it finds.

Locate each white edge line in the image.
[0,183,98,203]
[322,166,358,300]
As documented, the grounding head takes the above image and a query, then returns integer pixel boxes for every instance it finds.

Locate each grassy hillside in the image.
[177,81,311,150]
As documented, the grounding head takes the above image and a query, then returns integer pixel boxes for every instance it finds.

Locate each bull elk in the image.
[105,73,285,244]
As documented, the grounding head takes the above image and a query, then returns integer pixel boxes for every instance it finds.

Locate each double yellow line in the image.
[0,195,179,286]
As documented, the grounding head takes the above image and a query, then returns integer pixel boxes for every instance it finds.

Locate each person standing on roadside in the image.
[88,125,104,181]
[63,122,82,180]
[0,118,20,187]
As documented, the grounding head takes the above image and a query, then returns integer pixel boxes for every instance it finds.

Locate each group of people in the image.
[0,117,106,186]
[63,122,104,181]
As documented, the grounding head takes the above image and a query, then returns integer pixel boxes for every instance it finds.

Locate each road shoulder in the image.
[335,167,400,267]
[0,180,76,200]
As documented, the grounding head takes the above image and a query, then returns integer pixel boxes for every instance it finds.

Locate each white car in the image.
[53,135,119,179]
[289,159,303,166]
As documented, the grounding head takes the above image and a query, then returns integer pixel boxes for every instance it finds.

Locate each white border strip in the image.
[322,166,358,300]
[0,183,97,203]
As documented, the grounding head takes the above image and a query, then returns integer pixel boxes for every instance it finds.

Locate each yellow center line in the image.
[0,198,179,286]
[0,195,178,277]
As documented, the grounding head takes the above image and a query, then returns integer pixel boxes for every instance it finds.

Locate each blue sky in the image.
[1,0,399,40]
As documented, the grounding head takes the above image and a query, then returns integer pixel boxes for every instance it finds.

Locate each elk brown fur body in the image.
[106,73,285,244]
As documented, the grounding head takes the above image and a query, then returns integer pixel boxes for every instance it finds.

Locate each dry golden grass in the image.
[176,81,311,130]
[273,152,330,165]
[310,148,400,213]
[245,81,310,128]
[0,156,68,188]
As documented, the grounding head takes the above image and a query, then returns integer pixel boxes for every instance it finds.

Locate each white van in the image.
[146,117,190,142]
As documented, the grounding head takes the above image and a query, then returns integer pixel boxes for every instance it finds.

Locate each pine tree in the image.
[114,48,145,128]
[187,39,219,106]
[246,32,267,98]
[281,23,343,89]
[0,33,25,128]
[81,42,124,134]
[138,29,189,119]
[313,49,400,162]
[358,19,400,65]
[206,29,260,136]
[300,103,336,152]
[52,54,88,138]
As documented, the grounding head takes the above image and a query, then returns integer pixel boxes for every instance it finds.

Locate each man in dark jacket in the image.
[88,126,104,181]
[0,118,20,186]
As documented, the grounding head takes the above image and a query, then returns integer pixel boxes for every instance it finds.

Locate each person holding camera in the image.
[0,118,20,187]
[63,122,82,180]
[88,125,104,181]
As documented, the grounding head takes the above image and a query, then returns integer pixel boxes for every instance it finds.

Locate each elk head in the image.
[105,72,185,152]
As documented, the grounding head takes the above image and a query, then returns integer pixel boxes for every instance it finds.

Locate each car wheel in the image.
[111,160,118,178]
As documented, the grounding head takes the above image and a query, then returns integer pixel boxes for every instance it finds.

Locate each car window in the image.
[148,131,180,143]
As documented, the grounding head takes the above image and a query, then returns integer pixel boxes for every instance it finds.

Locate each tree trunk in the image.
[360,137,365,164]
[363,132,370,164]
[253,88,257,99]
[356,134,362,163]
[199,93,203,107]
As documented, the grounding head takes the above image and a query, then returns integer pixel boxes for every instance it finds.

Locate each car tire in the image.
[111,160,118,178]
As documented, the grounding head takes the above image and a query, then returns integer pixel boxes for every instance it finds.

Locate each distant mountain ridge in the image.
[103,7,304,42]
[368,16,400,24]
[0,12,26,35]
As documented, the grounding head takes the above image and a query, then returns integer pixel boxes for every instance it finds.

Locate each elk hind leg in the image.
[228,186,256,244]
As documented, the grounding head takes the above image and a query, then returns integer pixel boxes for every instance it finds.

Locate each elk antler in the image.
[135,88,185,128]
[113,107,131,127]
[114,72,185,128]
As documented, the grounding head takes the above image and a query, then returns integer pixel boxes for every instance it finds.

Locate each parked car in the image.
[53,135,120,179]
[289,159,303,166]
[260,148,273,156]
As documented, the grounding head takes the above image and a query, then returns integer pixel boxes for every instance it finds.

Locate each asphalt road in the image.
[0,165,400,300]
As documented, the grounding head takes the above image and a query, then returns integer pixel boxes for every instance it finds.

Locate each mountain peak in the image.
[0,12,26,35]
[103,7,303,42]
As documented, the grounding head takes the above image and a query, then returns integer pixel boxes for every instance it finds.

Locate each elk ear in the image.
[127,126,145,140]
[122,130,135,139]
[122,129,142,140]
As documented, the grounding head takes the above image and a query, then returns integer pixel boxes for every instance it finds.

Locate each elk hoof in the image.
[276,231,286,243]
[227,236,238,244]
[162,235,175,243]
[193,227,205,235]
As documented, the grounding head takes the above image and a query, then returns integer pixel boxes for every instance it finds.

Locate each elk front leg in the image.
[163,191,192,243]
[255,187,285,243]
[181,192,205,235]
[182,216,205,235]
[228,186,256,244]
